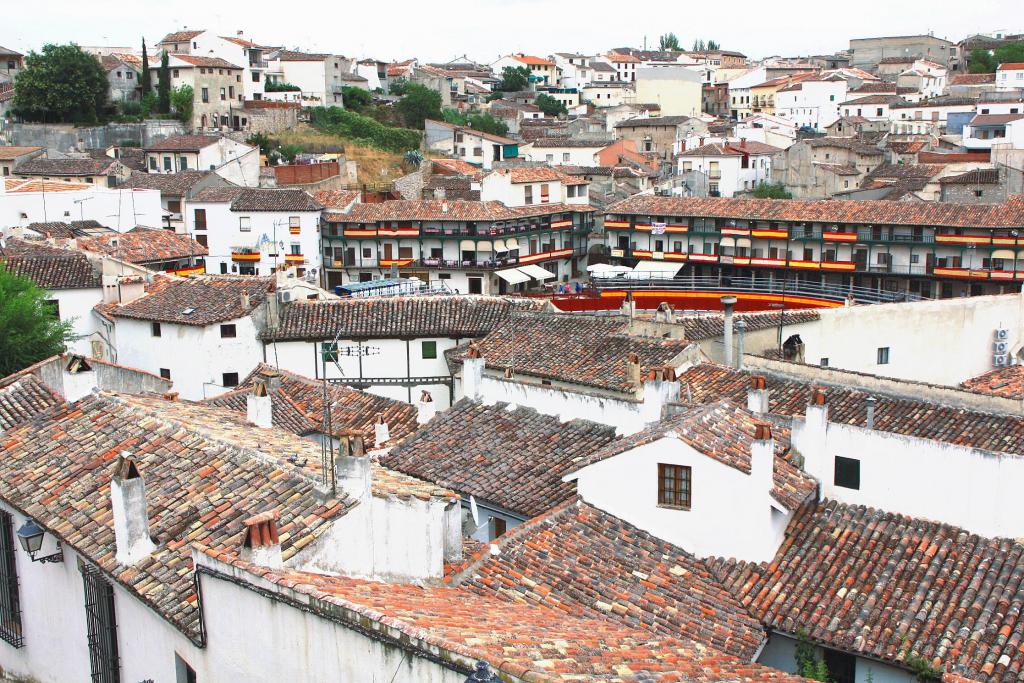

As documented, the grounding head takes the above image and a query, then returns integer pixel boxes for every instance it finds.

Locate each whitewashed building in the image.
[675,140,781,197]
[143,134,259,187]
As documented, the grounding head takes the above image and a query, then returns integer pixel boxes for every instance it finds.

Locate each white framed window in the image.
[239,217,251,232]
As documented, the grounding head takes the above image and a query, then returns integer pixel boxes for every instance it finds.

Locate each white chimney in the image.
[792,388,829,488]
[750,422,775,493]
[417,390,437,424]
[240,291,251,310]
[865,395,877,430]
[373,413,390,448]
[335,432,370,501]
[463,344,485,400]
[625,352,642,390]
[246,381,273,429]
[747,375,769,414]
[110,454,156,565]
[640,366,681,423]
[61,355,98,402]
[721,295,737,367]
[240,511,282,568]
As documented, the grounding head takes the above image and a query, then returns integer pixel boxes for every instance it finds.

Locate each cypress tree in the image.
[140,39,151,94]
[157,51,170,113]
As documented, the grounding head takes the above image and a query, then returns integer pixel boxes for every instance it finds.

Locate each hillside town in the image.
[5,14,1024,683]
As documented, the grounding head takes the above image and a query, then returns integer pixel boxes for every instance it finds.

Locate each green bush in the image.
[309,106,422,153]
[265,81,301,92]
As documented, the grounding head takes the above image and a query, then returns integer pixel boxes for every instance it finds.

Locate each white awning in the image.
[477,240,493,252]
[720,237,736,248]
[459,239,475,250]
[519,264,557,280]
[495,267,531,284]
[627,261,683,279]
[736,237,752,248]
[506,238,521,250]
[993,249,1015,259]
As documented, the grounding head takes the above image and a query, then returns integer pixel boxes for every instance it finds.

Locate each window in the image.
[362,247,372,258]
[163,156,172,171]
[562,152,570,162]
[657,464,691,509]
[126,72,133,80]
[820,357,829,367]
[81,562,119,683]
[175,654,197,683]
[422,341,437,359]
[194,209,207,230]
[876,347,890,364]
[524,185,534,204]
[975,189,984,198]
[289,216,300,231]
[489,517,507,539]
[220,324,237,338]
[201,87,209,103]
[0,511,23,648]
[834,456,861,490]
[173,69,180,78]
[178,156,188,170]
[239,216,251,232]
[148,157,157,171]
[220,88,226,101]
[195,234,208,248]
[151,322,162,337]
[229,86,235,99]
[222,372,239,387]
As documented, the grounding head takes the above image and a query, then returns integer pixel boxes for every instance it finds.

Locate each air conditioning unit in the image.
[994,353,1009,366]
[996,328,1009,340]
[277,290,293,303]
[995,341,1010,354]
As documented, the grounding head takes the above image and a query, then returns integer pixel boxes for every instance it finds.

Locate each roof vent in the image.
[241,510,282,568]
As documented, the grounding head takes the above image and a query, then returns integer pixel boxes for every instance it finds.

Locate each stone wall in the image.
[9,120,186,152]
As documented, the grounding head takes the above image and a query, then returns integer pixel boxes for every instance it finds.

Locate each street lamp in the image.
[16,519,64,564]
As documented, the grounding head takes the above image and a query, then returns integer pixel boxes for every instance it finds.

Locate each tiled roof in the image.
[447,312,692,393]
[325,199,592,222]
[0,392,355,640]
[605,194,1024,229]
[939,168,1000,185]
[275,50,331,62]
[614,115,696,128]
[865,163,945,180]
[264,295,544,341]
[431,158,483,175]
[109,275,272,325]
[528,136,614,148]
[159,30,205,43]
[453,498,767,660]
[998,62,1024,70]
[120,170,218,194]
[0,375,62,433]
[0,238,100,289]
[77,226,207,263]
[806,136,884,155]
[310,189,361,209]
[839,94,903,106]
[23,221,77,239]
[514,54,554,66]
[970,113,1024,126]
[205,545,802,682]
[15,157,117,176]
[711,499,1024,681]
[145,135,223,152]
[0,146,43,160]
[680,141,782,157]
[891,96,978,109]
[191,186,247,203]
[219,36,262,48]
[228,189,322,212]
[679,362,1024,454]
[381,399,616,517]
[575,401,816,510]
[206,363,420,448]
[170,54,241,69]
[679,310,820,341]
[815,162,862,176]
[960,365,1024,399]
[888,139,928,154]
[950,73,996,85]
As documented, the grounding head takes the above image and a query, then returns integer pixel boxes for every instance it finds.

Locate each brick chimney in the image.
[747,375,769,414]
[625,352,642,389]
[335,430,370,501]
[111,454,156,565]
[463,343,485,400]
[246,381,273,429]
[750,421,775,493]
[240,511,282,568]
[373,413,390,448]
[417,390,437,424]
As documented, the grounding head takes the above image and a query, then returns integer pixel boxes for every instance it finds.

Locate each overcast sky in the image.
[5,0,1023,63]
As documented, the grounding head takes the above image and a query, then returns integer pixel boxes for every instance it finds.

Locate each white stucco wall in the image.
[790,294,1024,386]
[113,315,262,400]
[792,411,1024,539]
[570,437,789,562]
[48,287,104,356]
[0,187,163,233]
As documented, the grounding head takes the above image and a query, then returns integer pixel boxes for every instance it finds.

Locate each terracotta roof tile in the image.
[228,189,322,212]
[447,312,692,393]
[264,295,543,341]
[0,375,62,432]
[145,135,223,152]
[606,194,1024,229]
[711,499,1024,681]
[325,199,592,222]
[678,310,820,341]
[109,275,272,325]
[120,170,219,194]
[77,227,207,264]
[960,365,1024,399]
[0,238,101,289]
[0,146,43,161]
[15,157,118,176]
[382,400,616,516]
[170,54,241,69]
[159,30,205,43]
[310,189,360,209]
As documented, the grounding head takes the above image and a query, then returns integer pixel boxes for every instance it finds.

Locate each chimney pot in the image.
[240,292,251,310]
[335,430,371,501]
[246,381,273,429]
[811,387,827,405]
[373,413,391,448]
[162,391,179,401]
[626,352,642,388]
[241,510,282,568]
[417,390,437,424]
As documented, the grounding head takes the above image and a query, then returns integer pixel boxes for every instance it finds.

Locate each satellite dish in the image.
[469,495,480,527]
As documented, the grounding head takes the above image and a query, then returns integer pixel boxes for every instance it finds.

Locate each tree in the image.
[693,39,706,52]
[496,66,531,93]
[466,112,508,137]
[246,132,272,155]
[534,93,568,117]
[170,85,193,126]
[396,83,442,129]
[0,267,75,376]
[388,77,409,96]
[969,42,1024,73]
[157,51,171,114]
[793,630,829,682]
[751,182,792,199]
[341,85,373,113]
[140,39,151,95]
[707,39,720,51]
[12,44,109,123]
[659,33,681,51]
